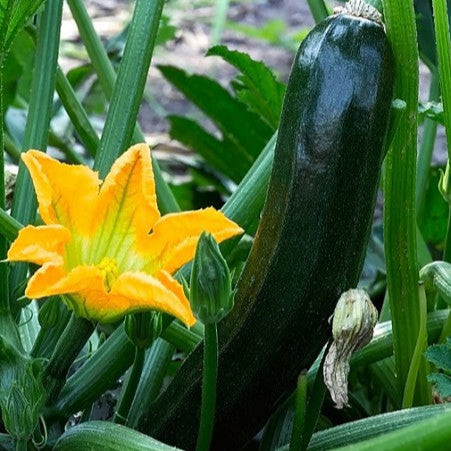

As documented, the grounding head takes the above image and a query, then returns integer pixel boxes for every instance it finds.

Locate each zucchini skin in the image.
[141,13,394,450]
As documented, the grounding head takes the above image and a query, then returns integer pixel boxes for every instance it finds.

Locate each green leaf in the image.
[227,19,297,50]
[418,167,448,246]
[156,15,176,46]
[425,339,451,371]
[0,0,46,52]
[425,339,451,397]
[207,45,285,128]
[168,115,249,182]
[159,65,273,162]
[427,373,451,396]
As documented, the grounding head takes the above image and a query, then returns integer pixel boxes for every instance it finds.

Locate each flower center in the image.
[98,257,119,291]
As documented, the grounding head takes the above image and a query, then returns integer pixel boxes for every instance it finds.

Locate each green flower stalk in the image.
[190,232,233,451]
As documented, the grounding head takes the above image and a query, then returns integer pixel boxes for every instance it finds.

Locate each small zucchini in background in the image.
[141,1,395,449]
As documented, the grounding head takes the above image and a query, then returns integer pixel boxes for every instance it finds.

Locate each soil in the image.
[60,0,447,164]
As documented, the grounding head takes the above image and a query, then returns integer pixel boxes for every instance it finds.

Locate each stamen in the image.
[98,257,119,291]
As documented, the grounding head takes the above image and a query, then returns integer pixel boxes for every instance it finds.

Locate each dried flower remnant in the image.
[323,288,378,408]
[7,144,243,325]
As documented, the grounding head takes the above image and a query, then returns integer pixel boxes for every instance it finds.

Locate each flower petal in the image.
[144,207,243,273]
[22,150,101,234]
[7,225,71,266]
[108,270,196,326]
[91,144,160,269]
[26,264,105,300]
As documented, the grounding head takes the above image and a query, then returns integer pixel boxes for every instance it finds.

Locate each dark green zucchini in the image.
[140,6,394,450]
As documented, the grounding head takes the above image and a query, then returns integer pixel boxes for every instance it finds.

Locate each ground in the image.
[59,0,446,165]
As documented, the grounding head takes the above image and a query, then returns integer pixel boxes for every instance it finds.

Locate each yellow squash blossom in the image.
[7,144,243,326]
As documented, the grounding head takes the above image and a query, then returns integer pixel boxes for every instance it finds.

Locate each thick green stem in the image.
[433,0,451,317]
[44,315,95,403]
[127,339,175,429]
[0,61,8,314]
[382,0,431,406]
[9,0,63,310]
[114,347,145,425]
[55,66,99,157]
[68,0,179,214]
[93,0,164,177]
[196,323,218,451]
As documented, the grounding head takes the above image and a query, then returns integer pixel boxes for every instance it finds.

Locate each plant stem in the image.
[433,0,451,316]
[44,315,95,403]
[93,0,164,177]
[196,323,218,451]
[0,208,20,241]
[46,323,135,419]
[9,0,63,312]
[68,0,179,214]
[55,66,99,157]
[211,0,230,45]
[402,282,429,408]
[114,347,145,425]
[306,0,329,22]
[15,438,27,451]
[289,372,308,451]
[0,61,8,315]
[127,339,175,429]
[382,0,431,406]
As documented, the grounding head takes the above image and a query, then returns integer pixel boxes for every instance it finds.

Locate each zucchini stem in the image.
[196,323,219,451]
[114,346,146,425]
[44,315,95,403]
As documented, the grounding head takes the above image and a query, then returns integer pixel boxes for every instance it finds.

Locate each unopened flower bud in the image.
[190,232,233,324]
[0,338,45,440]
[324,288,378,408]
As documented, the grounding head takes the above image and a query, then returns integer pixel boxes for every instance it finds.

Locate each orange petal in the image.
[145,207,243,273]
[7,225,71,266]
[107,270,196,326]
[91,144,160,269]
[26,264,105,301]
[22,150,101,234]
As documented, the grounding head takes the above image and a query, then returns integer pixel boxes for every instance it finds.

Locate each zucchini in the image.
[141,4,394,449]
